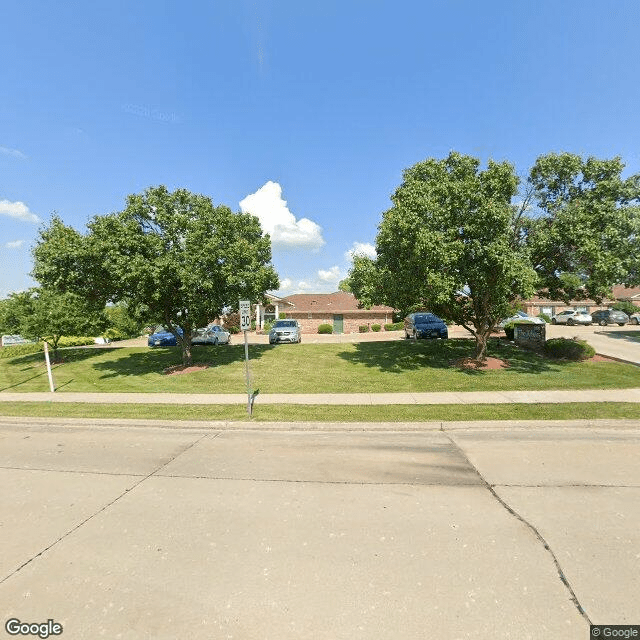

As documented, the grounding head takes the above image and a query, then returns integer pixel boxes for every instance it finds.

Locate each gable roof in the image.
[612,285,640,300]
[281,292,394,314]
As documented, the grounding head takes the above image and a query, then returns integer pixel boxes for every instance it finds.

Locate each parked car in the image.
[192,324,231,345]
[499,311,546,328]
[590,309,629,326]
[551,310,592,326]
[147,326,182,346]
[404,313,448,339]
[630,313,640,325]
[269,319,302,344]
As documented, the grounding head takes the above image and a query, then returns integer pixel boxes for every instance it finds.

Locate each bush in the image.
[371,324,381,332]
[0,342,44,358]
[58,336,97,347]
[503,322,515,340]
[358,325,369,333]
[537,313,552,323]
[263,322,273,333]
[544,338,595,361]
[384,322,404,331]
[317,323,333,334]
[228,326,240,334]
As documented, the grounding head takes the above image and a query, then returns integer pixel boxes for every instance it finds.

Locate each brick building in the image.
[519,285,640,317]
[256,292,395,334]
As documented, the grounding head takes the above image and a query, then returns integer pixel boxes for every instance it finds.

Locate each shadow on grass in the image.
[91,343,276,379]
[336,338,559,375]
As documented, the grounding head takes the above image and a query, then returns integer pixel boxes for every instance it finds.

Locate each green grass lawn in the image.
[1,338,638,394]
[1,402,639,422]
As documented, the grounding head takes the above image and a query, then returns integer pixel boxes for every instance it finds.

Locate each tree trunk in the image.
[180,328,193,367]
[474,330,489,362]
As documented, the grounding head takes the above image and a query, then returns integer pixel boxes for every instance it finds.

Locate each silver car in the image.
[191,324,231,345]
[551,310,592,326]
[269,319,301,344]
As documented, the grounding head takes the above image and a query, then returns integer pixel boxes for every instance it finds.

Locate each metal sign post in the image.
[43,341,56,393]
[239,301,253,416]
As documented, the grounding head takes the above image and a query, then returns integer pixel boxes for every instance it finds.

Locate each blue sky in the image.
[2,0,639,299]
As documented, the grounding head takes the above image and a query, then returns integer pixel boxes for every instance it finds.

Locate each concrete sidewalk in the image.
[1,388,640,404]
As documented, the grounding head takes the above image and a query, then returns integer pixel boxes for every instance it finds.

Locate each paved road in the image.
[1,419,638,639]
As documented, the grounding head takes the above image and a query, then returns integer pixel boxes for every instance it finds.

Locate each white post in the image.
[43,341,55,393]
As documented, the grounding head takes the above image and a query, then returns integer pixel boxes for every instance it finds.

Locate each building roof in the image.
[612,285,640,300]
[281,292,394,314]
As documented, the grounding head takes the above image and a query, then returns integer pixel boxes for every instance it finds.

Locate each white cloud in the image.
[239,181,325,251]
[0,200,40,223]
[6,240,25,249]
[317,265,341,282]
[344,241,377,263]
[278,277,292,290]
[0,146,27,160]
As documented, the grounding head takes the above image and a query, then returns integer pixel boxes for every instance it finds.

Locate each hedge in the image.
[544,338,596,360]
[317,324,333,334]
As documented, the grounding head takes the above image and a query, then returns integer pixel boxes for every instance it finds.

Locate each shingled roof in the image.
[282,292,394,314]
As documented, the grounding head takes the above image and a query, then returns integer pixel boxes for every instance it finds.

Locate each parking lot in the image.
[1,419,639,639]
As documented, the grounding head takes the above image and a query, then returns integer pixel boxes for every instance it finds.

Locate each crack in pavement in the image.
[442,430,593,626]
[0,431,218,584]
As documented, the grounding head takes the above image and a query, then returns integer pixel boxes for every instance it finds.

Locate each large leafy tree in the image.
[33,186,279,365]
[0,288,107,359]
[524,153,640,302]
[349,152,537,361]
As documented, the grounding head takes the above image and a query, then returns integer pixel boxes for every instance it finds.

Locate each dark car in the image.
[147,326,182,347]
[590,309,629,326]
[404,313,448,339]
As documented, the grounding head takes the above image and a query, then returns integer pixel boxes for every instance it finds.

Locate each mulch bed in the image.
[163,364,211,376]
[453,356,510,371]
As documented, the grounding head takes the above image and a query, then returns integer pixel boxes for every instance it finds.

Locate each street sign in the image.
[239,300,251,331]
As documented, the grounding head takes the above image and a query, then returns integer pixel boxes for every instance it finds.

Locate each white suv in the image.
[551,310,592,326]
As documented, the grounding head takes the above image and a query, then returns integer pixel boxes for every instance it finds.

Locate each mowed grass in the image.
[1,402,640,422]
[1,338,639,394]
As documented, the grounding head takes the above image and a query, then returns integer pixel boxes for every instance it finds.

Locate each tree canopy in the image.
[350,151,640,361]
[350,152,537,360]
[524,153,640,302]
[33,186,279,365]
[0,288,107,357]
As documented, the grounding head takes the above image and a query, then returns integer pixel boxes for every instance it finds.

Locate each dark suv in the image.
[404,313,448,339]
[590,309,629,326]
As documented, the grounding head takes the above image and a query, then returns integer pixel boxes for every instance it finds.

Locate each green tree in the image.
[104,302,146,340]
[337,277,352,292]
[349,152,537,361]
[524,153,640,302]
[0,288,107,359]
[33,186,279,365]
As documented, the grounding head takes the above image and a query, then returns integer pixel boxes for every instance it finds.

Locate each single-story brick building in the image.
[254,292,396,334]
[520,285,640,317]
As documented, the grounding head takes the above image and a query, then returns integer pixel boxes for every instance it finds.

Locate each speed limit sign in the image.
[239,300,251,331]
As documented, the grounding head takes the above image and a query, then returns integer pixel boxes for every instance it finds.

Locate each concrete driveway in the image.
[1,419,638,639]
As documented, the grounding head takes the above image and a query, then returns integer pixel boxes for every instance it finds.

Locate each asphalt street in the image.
[1,419,639,639]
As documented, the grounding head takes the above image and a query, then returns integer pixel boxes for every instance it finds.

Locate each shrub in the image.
[58,336,97,347]
[503,322,515,340]
[317,323,333,334]
[543,337,595,360]
[384,322,404,331]
[0,342,44,358]
[228,326,240,334]
[371,324,381,332]
[537,313,552,323]
[263,322,273,333]
[359,325,369,333]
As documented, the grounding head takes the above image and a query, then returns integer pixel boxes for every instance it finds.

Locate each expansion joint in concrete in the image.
[0,432,214,585]
[441,430,593,626]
